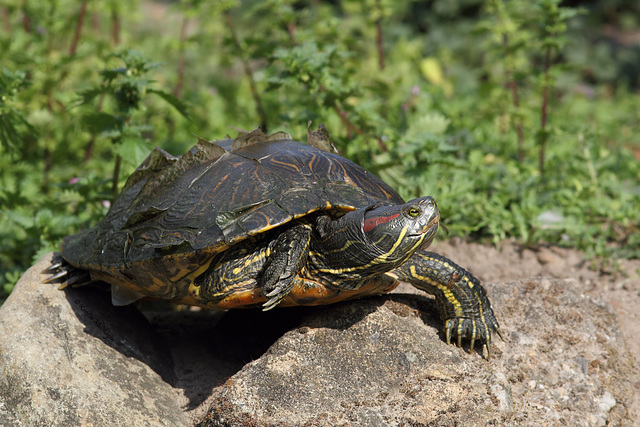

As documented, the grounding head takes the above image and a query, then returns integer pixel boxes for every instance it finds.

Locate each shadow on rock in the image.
[62,283,177,385]
[385,293,440,329]
[62,283,324,409]
[146,294,443,410]
[197,292,490,426]
[388,293,496,358]
[62,272,458,412]
[303,294,444,338]
[146,305,321,409]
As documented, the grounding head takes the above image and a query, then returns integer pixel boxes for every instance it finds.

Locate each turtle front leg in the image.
[261,224,312,310]
[390,251,501,358]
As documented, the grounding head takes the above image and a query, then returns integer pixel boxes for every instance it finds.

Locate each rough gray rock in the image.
[198,297,508,426]
[0,253,635,426]
[0,252,188,427]
[197,278,634,426]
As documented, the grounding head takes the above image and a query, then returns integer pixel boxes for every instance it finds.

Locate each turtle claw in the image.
[41,261,64,274]
[42,269,69,283]
[264,286,283,298]
[42,256,91,289]
[262,299,279,311]
[65,271,90,287]
[443,316,500,360]
[262,280,294,311]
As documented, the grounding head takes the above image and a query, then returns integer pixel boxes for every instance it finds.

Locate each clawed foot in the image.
[444,316,502,360]
[262,279,295,311]
[41,254,90,288]
[260,224,311,311]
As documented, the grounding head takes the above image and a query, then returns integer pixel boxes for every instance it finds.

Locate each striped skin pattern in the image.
[188,196,500,357]
[389,251,500,358]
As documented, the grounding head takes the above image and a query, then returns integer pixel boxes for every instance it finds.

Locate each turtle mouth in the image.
[410,214,440,250]
[416,223,439,250]
[412,213,440,236]
[409,222,438,238]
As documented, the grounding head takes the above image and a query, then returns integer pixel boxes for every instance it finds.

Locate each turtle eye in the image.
[406,206,421,218]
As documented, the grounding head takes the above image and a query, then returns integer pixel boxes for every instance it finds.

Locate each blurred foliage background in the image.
[1,0,639,303]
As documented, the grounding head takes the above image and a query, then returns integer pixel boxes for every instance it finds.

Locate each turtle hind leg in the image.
[261,224,312,311]
[391,250,500,359]
[41,254,92,289]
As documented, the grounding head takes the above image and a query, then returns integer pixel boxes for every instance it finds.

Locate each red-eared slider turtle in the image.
[47,127,500,357]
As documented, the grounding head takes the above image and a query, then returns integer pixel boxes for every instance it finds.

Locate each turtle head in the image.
[311,196,440,281]
[362,196,440,263]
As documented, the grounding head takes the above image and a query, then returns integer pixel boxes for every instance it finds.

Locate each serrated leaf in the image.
[148,88,190,119]
[74,87,109,107]
[115,138,152,166]
[81,112,122,134]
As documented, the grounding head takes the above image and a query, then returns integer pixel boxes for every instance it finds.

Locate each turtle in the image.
[46,126,500,357]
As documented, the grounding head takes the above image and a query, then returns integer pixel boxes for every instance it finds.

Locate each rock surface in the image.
[0,251,636,426]
[199,297,508,426]
[0,253,188,427]
[197,278,633,426]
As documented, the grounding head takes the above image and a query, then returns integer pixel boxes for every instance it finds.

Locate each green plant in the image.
[0,67,38,151]
[1,0,639,305]
[76,49,189,196]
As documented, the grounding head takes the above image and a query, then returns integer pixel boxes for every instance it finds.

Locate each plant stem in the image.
[317,82,387,152]
[539,46,551,176]
[173,15,189,98]
[375,0,385,71]
[112,154,121,199]
[332,101,365,136]
[281,12,385,150]
[111,5,120,46]
[286,22,296,45]
[2,7,11,33]
[502,34,523,162]
[510,80,524,162]
[68,1,87,57]
[225,11,268,131]
[21,0,31,33]
[91,11,101,33]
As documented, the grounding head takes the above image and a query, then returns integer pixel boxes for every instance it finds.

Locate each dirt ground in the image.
[430,237,640,423]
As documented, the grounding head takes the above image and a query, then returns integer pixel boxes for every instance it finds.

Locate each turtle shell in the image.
[61,128,404,301]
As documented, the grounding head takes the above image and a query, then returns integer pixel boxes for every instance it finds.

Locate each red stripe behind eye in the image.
[363,213,400,232]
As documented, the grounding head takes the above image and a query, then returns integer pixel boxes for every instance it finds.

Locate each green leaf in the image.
[81,112,122,135]
[115,138,152,167]
[148,88,190,119]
